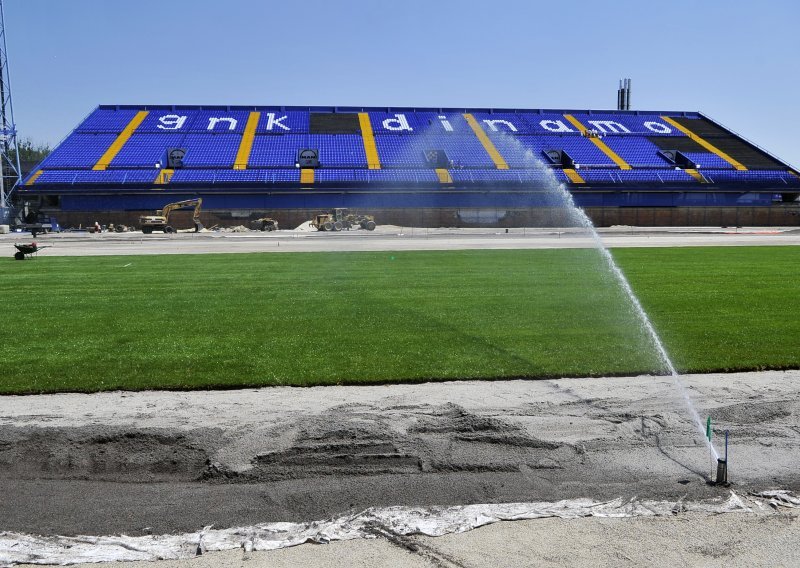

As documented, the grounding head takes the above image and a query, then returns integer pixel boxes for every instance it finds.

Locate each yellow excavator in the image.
[139,198,204,234]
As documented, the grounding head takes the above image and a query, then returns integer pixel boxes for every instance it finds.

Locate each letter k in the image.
[266,113,291,131]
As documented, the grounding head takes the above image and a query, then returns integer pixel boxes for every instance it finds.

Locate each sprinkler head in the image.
[714,458,729,486]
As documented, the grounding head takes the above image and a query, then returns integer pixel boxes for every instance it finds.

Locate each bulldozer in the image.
[250,217,279,231]
[311,208,376,232]
[139,198,204,234]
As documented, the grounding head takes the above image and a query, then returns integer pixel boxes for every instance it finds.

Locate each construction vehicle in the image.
[139,198,203,234]
[311,208,376,232]
[250,217,279,231]
[12,203,60,237]
[16,215,60,237]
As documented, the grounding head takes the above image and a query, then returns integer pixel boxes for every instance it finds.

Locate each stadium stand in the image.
[18,106,800,227]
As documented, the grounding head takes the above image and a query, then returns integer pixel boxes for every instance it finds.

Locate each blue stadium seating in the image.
[255,111,309,133]
[77,108,140,133]
[701,170,800,185]
[170,168,302,184]
[450,169,561,184]
[681,152,734,169]
[37,169,160,184]
[490,134,617,168]
[185,110,252,133]
[574,113,685,137]
[578,170,695,183]
[375,134,495,168]
[309,135,367,167]
[602,138,665,167]
[110,133,187,168]
[368,112,453,133]
[345,169,439,183]
[249,135,301,168]
[26,106,794,199]
[40,133,120,168]
[180,134,240,168]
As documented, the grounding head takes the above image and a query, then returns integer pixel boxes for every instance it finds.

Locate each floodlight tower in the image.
[0,0,22,224]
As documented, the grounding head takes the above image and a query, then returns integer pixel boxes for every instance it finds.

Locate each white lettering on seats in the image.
[438,115,454,132]
[265,113,291,131]
[207,117,238,131]
[643,121,672,134]
[539,120,574,133]
[157,115,187,130]
[482,119,517,132]
[587,120,631,134]
[382,114,413,131]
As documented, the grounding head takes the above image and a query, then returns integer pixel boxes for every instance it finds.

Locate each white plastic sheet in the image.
[751,490,800,509]
[0,491,767,566]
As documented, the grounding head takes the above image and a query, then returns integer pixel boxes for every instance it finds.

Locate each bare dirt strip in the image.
[0,371,797,539]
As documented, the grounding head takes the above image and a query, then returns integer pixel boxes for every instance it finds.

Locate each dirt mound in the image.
[203,402,578,482]
[711,401,794,424]
[0,427,213,482]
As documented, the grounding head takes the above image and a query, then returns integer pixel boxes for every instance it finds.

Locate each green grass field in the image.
[1,246,798,394]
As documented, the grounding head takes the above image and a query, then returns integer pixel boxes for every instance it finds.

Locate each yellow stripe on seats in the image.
[435,168,453,184]
[684,168,706,183]
[563,114,631,170]
[93,110,149,171]
[789,170,800,178]
[300,168,315,184]
[234,111,261,170]
[358,113,381,169]
[463,114,509,170]
[563,168,585,184]
[153,168,174,185]
[25,169,44,185]
[661,116,747,171]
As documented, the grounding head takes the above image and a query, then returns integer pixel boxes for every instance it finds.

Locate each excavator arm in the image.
[157,198,203,231]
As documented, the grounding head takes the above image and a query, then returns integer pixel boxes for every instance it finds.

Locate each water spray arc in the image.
[559,184,719,460]
[498,133,721,462]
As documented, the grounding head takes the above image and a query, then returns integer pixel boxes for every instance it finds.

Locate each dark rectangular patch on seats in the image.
[648,136,707,153]
[310,113,361,134]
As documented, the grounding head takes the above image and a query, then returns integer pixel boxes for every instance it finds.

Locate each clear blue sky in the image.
[7,0,800,167]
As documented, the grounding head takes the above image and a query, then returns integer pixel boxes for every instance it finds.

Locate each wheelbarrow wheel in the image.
[14,251,25,260]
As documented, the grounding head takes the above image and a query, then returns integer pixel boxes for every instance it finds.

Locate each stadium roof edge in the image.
[699,111,799,172]
[95,104,701,117]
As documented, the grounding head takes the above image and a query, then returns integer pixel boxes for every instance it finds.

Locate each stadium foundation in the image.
[44,204,800,230]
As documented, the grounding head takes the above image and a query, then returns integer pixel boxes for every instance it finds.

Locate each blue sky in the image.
[7,0,800,167]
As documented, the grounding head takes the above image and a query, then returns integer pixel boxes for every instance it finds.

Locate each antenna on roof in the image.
[0,0,22,224]
[617,78,631,111]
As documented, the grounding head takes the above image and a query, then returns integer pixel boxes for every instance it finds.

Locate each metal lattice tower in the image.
[0,0,22,223]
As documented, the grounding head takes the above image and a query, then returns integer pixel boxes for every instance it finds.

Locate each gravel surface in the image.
[2,226,799,257]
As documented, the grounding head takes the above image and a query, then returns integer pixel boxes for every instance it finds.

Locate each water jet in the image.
[495,131,722,461]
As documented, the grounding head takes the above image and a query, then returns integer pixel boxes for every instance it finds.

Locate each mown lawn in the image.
[0,246,797,393]
[613,245,800,374]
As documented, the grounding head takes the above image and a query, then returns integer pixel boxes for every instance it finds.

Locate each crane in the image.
[0,0,23,225]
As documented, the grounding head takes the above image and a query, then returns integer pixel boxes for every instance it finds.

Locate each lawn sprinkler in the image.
[714,430,729,486]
